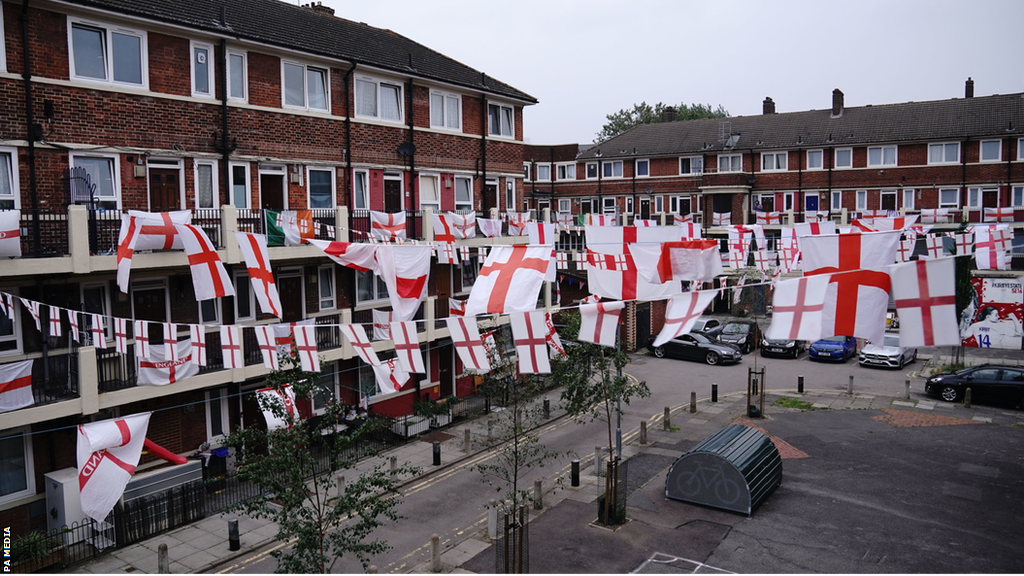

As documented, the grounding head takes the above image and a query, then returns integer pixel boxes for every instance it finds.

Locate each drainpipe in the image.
[21,0,39,254]
[343,62,355,205]
[796,146,803,215]
[827,146,833,210]
[961,137,969,212]
[479,89,487,211]
[406,78,416,212]
[1006,137,1013,207]
[218,34,231,203]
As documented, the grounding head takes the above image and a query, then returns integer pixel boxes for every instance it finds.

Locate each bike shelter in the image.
[665,424,782,516]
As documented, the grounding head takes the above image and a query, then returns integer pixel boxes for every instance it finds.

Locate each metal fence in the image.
[30,349,79,406]
[236,208,265,234]
[495,506,529,574]
[88,209,122,255]
[115,480,206,546]
[192,208,224,248]
[10,209,70,257]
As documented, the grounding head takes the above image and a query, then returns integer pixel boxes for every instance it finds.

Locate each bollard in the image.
[336,474,345,498]
[487,418,494,442]
[571,459,580,487]
[965,387,972,408]
[798,375,804,394]
[690,391,697,413]
[430,533,441,573]
[368,566,378,574]
[157,543,169,574]
[487,500,498,539]
[595,446,604,477]
[639,420,648,445]
[904,379,911,401]
[432,441,441,466]
[390,455,397,472]
[664,407,671,430]
[543,398,550,419]
[712,383,718,403]
[848,374,854,394]
[464,428,471,452]
[534,479,543,510]
[228,518,240,551]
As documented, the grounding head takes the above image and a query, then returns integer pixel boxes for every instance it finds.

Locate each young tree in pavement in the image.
[595,101,729,143]
[225,351,418,574]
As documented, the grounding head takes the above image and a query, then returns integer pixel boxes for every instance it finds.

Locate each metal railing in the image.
[30,349,80,406]
[192,208,224,248]
[12,209,70,257]
[236,207,265,234]
[315,314,342,349]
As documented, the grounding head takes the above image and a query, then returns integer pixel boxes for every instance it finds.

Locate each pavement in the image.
[67,361,1024,574]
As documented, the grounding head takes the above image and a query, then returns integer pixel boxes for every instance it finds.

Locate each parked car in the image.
[760,337,806,359]
[647,331,742,365]
[858,333,917,369]
[808,335,857,362]
[924,365,1024,407]
[691,317,723,336]
[717,319,761,353]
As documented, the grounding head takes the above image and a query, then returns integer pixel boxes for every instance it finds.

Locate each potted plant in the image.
[414,398,453,429]
[392,410,430,437]
[9,531,65,573]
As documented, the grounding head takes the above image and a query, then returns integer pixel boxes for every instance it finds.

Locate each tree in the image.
[595,101,729,143]
[225,352,418,573]
[552,311,649,523]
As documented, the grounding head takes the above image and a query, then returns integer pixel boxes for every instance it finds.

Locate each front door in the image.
[483,183,497,213]
[278,274,303,322]
[439,345,453,397]
[879,193,895,211]
[260,174,285,210]
[132,286,167,346]
[384,179,402,212]
[635,302,650,351]
[639,199,651,220]
[149,169,179,212]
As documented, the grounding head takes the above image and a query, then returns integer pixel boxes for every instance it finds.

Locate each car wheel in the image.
[653,347,666,358]
[940,385,959,402]
[791,348,799,359]
[897,355,905,368]
[705,352,720,365]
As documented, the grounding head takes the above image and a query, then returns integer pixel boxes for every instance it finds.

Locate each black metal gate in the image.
[635,303,650,351]
[495,506,529,573]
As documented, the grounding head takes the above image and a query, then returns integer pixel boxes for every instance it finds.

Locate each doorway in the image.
[483,181,497,213]
[639,198,651,220]
[260,169,286,210]
[148,168,180,212]
[278,273,304,322]
[132,283,168,345]
[384,177,402,212]
[438,345,454,397]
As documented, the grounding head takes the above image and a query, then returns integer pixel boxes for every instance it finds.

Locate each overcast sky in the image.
[320,0,1024,146]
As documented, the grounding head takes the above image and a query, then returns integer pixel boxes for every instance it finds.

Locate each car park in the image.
[760,337,806,358]
[858,333,917,369]
[924,365,1024,407]
[647,331,742,365]
[808,335,857,362]
[716,319,761,354]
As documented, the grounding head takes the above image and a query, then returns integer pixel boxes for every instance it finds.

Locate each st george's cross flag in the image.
[712,212,731,226]
[896,238,916,262]
[67,309,81,344]
[137,340,198,386]
[235,232,283,317]
[116,215,141,293]
[47,306,62,338]
[370,210,407,240]
[633,219,658,227]
[374,244,431,322]
[674,212,694,224]
[0,209,21,257]
[16,298,40,333]
[527,221,557,246]
[477,217,502,238]
[889,257,959,348]
[446,315,490,373]
[430,213,458,244]
[984,206,1016,223]
[509,311,552,374]
[447,212,477,240]
[449,298,467,317]
[652,290,719,347]
[132,320,151,358]
[390,321,425,373]
[220,326,244,369]
[973,226,1011,270]
[755,211,782,225]
[794,220,836,237]
[372,309,392,340]
[919,208,950,224]
[176,224,234,301]
[867,215,919,232]
[253,325,279,371]
[293,325,320,373]
[0,359,34,413]
[779,247,800,273]
[465,245,552,316]
[578,301,625,348]
[674,221,702,239]
[921,235,945,259]
[127,210,191,251]
[372,358,411,395]
[189,324,207,366]
[800,230,900,345]
[584,225,683,302]
[77,413,151,522]
[339,324,381,366]
[506,212,531,236]
[954,233,974,255]
[629,240,722,284]
[257,385,297,430]
[765,275,832,341]
[308,239,378,272]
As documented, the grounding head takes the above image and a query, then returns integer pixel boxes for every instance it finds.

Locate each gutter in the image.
[21,0,39,254]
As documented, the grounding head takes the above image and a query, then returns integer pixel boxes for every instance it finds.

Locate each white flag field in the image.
[77,413,152,522]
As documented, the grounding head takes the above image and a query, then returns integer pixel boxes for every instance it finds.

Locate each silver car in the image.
[858,333,917,369]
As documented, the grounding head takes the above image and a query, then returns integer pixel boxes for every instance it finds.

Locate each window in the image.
[80,282,110,345]
[602,161,623,178]
[670,195,688,214]
[307,167,335,209]
[635,159,649,177]
[602,197,616,214]
[523,163,531,181]
[1013,186,1023,208]
[356,75,402,121]
[283,61,328,111]
[1019,138,1024,161]
[783,192,794,211]
[585,162,598,179]
[655,196,663,213]
[556,164,576,180]
[856,190,867,211]
[233,271,254,322]
[487,103,514,137]
[536,164,551,181]
[558,199,571,213]
[318,265,335,310]
[419,175,440,211]
[0,429,34,505]
[980,140,1001,162]
[967,187,996,209]
[807,150,823,170]
[227,50,247,101]
[191,41,214,98]
[718,154,742,173]
[761,152,788,171]
[356,269,388,303]
[68,18,147,87]
[429,90,461,131]
[505,179,514,210]
[352,170,368,211]
[193,160,218,209]
[229,162,249,209]
[880,190,897,211]
[939,188,959,208]
[902,189,915,210]
[199,298,220,325]
[461,255,479,290]
[679,156,704,175]
[70,153,119,209]
[928,142,959,164]
[625,197,634,214]
[206,388,230,442]
[867,145,897,167]
[831,191,843,211]
[311,370,338,416]
[454,176,472,211]
[0,148,20,209]
[834,148,852,169]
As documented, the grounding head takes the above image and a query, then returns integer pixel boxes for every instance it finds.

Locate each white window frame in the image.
[79,282,111,345]
[679,156,704,175]
[318,264,336,311]
[536,164,551,182]
[226,49,247,102]
[902,189,915,210]
[760,151,788,172]
[717,154,742,173]
[556,163,576,181]
[558,199,571,213]
[0,146,21,209]
[0,285,22,357]
[190,40,215,99]
[806,149,824,170]
[867,145,897,167]
[199,297,221,325]
[979,140,1001,163]
[928,142,960,165]
[487,102,514,138]
[356,268,388,304]
[856,190,868,211]
[67,17,148,89]
[504,179,515,210]
[70,152,120,209]
[585,162,598,179]
[782,192,794,212]
[419,174,440,211]
[1012,186,1024,208]
[831,191,843,211]
[232,270,255,322]
[523,163,531,182]
[229,162,250,209]
[429,89,462,131]
[602,197,617,214]
[601,161,623,179]
[282,60,330,112]
[635,159,650,178]
[307,166,336,209]
[352,169,369,211]
[454,176,472,211]
[834,148,853,169]
[0,427,35,506]
[193,159,219,209]
[146,158,185,210]
[654,195,663,213]
[670,195,688,214]
[938,188,960,208]
[880,189,897,211]
[205,388,230,443]
[967,186,996,209]
[624,197,634,214]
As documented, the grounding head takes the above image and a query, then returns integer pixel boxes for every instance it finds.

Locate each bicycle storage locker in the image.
[665,424,782,516]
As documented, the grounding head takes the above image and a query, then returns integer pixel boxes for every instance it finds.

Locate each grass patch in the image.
[773,397,816,410]
[930,363,967,376]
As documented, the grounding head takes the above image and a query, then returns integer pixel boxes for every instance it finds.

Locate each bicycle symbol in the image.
[674,459,742,505]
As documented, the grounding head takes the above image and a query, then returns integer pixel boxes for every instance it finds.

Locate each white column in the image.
[68,205,91,274]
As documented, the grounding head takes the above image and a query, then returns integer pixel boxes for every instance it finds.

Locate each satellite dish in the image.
[398,142,416,157]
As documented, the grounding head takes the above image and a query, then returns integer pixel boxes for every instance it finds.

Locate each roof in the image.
[66,0,537,104]
[579,93,1024,160]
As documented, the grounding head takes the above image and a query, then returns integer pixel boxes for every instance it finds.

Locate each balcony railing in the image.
[12,209,70,257]
[236,207,265,235]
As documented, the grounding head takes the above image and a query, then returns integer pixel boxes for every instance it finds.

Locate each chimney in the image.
[307,1,335,16]
[662,106,677,123]
[831,89,844,117]
[762,97,775,115]
[965,77,974,98]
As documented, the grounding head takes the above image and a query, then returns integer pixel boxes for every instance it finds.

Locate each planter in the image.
[9,547,66,574]
[392,415,429,437]
[429,412,452,428]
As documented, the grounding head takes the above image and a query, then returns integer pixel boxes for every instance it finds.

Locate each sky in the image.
[319,0,1024,146]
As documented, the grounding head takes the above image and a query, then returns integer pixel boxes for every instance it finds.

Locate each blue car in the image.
[808,335,857,362]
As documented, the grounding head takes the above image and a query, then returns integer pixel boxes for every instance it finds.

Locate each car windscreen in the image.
[822,335,847,342]
[722,324,750,334]
[883,335,900,347]
[691,332,712,344]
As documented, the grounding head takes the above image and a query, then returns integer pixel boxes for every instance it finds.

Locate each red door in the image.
[149,169,179,212]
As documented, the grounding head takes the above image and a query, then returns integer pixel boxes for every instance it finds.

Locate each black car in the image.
[924,365,1024,407]
[647,331,742,365]
[716,319,761,354]
[760,337,806,359]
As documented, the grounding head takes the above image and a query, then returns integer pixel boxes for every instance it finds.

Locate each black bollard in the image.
[432,441,441,466]
[228,518,240,551]
[798,375,804,394]
[711,383,718,403]
[571,459,580,487]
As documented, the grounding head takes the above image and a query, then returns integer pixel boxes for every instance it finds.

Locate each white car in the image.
[858,333,917,369]
[691,317,723,335]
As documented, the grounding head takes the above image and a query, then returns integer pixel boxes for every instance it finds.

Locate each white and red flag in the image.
[0,359,34,413]
[308,239,378,272]
[77,413,151,522]
[974,227,1009,270]
[176,224,234,301]
[675,213,694,224]
[755,211,782,225]
[0,210,21,257]
[801,230,900,344]
[372,358,410,395]
[340,324,380,366]
[674,221,702,239]
[220,326,243,369]
[48,305,62,338]
[253,325,279,371]
[543,312,567,358]
[629,239,723,284]
[633,219,658,227]
[527,221,556,245]
[712,212,731,226]
[465,245,551,315]
[449,298,466,317]
[765,275,831,341]
[391,321,425,373]
[921,235,945,259]
[370,210,407,240]
[984,206,1016,223]
[162,323,179,361]
[430,213,457,244]
[584,225,683,302]
[137,340,198,386]
[506,211,531,236]
[235,232,282,317]
[919,208,950,224]
[128,210,191,251]
[652,290,719,347]
[896,238,916,262]
[293,325,320,372]
[67,309,81,344]
[578,301,624,348]
[374,244,431,322]
[17,298,40,333]
[257,385,297,430]
[955,233,974,255]
[372,309,392,340]
[728,250,745,269]
[889,257,959,348]
[132,320,151,358]
[732,277,745,304]
[447,212,477,240]
[189,324,207,366]
[446,316,490,373]
[114,318,128,354]
[435,242,456,265]
[510,311,551,374]
[794,221,836,237]
[779,248,800,273]
[477,217,502,238]
[870,216,919,232]
[753,250,773,273]
[116,215,140,293]
[586,213,617,226]
[556,252,569,270]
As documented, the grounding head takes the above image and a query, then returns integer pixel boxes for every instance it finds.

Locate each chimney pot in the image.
[662,106,677,123]
[965,77,974,98]
[762,97,775,115]
[832,89,844,117]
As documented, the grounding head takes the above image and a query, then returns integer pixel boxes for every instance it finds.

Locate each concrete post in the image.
[430,534,441,573]
[336,206,349,242]
[367,566,378,574]
[965,387,972,408]
[78,346,100,415]
[157,543,169,574]
[221,204,240,263]
[228,519,240,551]
[68,205,91,274]
[423,207,435,241]
[639,420,647,445]
[464,428,471,452]
[534,479,543,510]
[390,455,397,472]
[904,379,911,401]
[487,500,498,539]
[336,474,345,498]
[690,391,697,413]
[487,418,494,442]
[664,407,671,430]
[595,446,604,477]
